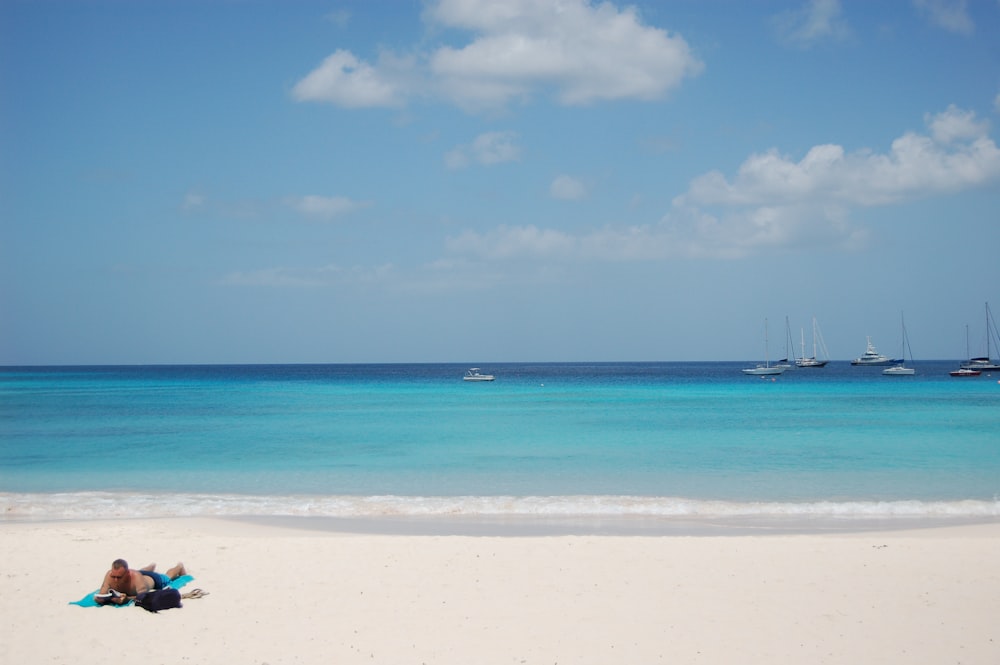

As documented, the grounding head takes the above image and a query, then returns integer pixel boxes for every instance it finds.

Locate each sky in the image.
[1,0,999,365]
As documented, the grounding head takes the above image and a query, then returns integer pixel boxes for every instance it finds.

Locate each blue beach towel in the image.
[69,574,194,607]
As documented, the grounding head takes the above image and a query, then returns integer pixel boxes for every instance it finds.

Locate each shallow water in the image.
[2,362,998,521]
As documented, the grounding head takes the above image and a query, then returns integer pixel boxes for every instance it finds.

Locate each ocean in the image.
[2,362,999,528]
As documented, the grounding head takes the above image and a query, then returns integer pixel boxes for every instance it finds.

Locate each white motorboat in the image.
[851,337,897,366]
[463,368,495,382]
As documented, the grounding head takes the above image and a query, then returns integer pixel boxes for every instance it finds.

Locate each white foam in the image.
[2,492,1000,522]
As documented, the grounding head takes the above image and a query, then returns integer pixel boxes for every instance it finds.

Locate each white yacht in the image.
[795,317,829,368]
[463,368,495,382]
[851,337,897,366]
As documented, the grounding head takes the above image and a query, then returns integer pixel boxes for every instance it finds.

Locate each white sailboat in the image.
[951,325,982,377]
[773,317,796,369]
[883,313,916,376]
[743,318,786,376]
[960,302,1000,371]
[795,316,830,368]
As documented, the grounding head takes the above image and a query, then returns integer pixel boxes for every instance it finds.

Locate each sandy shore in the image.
[2,518,998,664]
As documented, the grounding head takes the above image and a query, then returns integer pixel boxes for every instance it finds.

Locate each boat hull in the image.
[960,359,1000,371]
[851,358,899,366]
[742,366,785,375]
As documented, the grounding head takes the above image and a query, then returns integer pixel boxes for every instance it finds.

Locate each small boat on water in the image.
[463,368,495,382]
[743,318,786,376]
[883,313,916,376]
[951,324,983,377]
[960,302,1000,372]
[851,336,897,366]
[795,316,830,368]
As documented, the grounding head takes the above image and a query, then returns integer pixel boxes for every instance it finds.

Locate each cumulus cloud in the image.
[445,131,522,169]
[913,0,974,35]
[550,175,587,200]
[293,0,702,111]
[772,0,850,47]
[291,50,411,108]
[445,104,1000,261]
[288,195,371,219]
[678,105,999,209]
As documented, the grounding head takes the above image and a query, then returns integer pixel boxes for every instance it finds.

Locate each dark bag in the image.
[136,587,182,613]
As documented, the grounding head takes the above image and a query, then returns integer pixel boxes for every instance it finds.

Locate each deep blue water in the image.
[2,362,998,521]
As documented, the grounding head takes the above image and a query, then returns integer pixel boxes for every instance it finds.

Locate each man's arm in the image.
[95,572,116,605]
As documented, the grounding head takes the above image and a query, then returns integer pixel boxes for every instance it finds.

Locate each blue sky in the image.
[2,0,999,364]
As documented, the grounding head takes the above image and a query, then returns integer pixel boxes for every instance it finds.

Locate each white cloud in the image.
[678,105,1000,209]
[293,0,702,111]
[444,104,1000,262]
[550,174,587,200]
[446,225,577,259]
[445,131,521,169]
[291,50,410,108]
[288,195,371,219]
[772,0,850,48]
[181,191,206,212]
[913,0,974,35]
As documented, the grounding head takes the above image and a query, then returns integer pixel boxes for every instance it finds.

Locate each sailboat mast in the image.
[987,303,991,361]
[812,317,819,358]
[764,318,770,367]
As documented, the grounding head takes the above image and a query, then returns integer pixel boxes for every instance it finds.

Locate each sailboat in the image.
[960,302,1000,371]
[951,325,982,377]
[883,313,916,376]
[742,318,786,375]
[795,316,830,368]
[773,317,796,369]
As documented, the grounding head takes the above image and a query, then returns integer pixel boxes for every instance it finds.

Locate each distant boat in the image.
[960,302,1000,372]
[463,368,495,382]
[851,336,897,366]
[773,317,796,369]
[795,316,830,368]
[883,313,915,376]
[743,318,786,376]
[950,325,982,377]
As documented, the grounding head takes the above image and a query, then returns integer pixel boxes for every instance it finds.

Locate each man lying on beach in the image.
[95,559,187,606]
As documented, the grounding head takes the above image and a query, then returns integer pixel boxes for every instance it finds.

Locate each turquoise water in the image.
[2,362,998,521]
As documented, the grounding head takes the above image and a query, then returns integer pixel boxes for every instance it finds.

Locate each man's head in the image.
[110,559,129,580]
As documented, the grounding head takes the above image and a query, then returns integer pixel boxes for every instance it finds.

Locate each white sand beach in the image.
[2,518,998,664]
